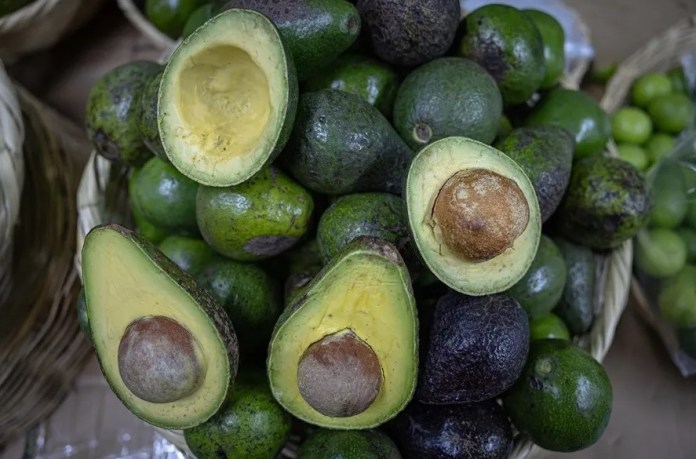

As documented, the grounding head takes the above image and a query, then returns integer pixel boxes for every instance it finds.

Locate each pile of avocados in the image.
[80,2,653,458]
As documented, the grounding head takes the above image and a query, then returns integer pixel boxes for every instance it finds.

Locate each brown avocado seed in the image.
[118,316,204,404]
[432,168,529,261]
[297,329,383,418]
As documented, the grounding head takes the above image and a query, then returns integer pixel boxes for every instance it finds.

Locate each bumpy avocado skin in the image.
[555,156,651,250]
[282,90,413,195]
[223,0,360,80]
[393,57,502,148]
[494,125,574,222]
[459,4,545,105]
[298,429,401,459]
[184,372,291,459]
[388,400,512,459]
[356,0,460,67]
[524,9,565,89]
[138,71,167,161]
[86,61,162,166]
[553,237,596,335]
[418,291,529,404]
[158,235,217,276]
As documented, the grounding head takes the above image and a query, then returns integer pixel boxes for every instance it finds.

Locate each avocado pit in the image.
[431,168,529,261]
[297,329,382,418]
[118,315,204,404]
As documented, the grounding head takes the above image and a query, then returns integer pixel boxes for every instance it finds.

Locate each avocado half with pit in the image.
[82,224,239,429]
[405,137,541,296]
[159,8,298,187]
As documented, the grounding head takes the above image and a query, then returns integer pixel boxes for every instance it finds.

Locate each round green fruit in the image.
[529,313,570,341]
[659,265,696,328]
[612,107,653,144]
[631,72,672,108]
[648,93,695,134]
[616,144,649,171]
[635,228,687,278]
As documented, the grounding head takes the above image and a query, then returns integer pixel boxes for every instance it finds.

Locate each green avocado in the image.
[555,156,650,249]
[317,193,409,263]
[529,313,570,341]
[648,162,688,229]
[223,0,360,81]
[508,236,567,318]
[158,235,217,276]
[85,61,162,166]
[459,4,545,105]
[677,228,696,262]
[677,327,696,359]
[281,239,324,306]
[138,71,167,161]
[131,203,170,245]
[303,53,399,118]
[0,0,33,15]
[503,339,612,452]
[184,371,292,459]
[356,0,460,67]
[418,291,529,404]
[76,287,92,344]
[146,0,208,38]
[495,125,574,222]
[524,88,611,159]
[392,57,502,148]
[553,238,596,335]
[282,90,413,195]
[524,9,565,89]
[197,167,313,261]
[298,429,401,459]
[197,258,281,354]
[182,3,223,38]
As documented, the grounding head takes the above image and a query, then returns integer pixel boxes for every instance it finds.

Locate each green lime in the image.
[616,144,649,171]
[145,0,207,38]
[687,201,696,229]
[648,162,688,229]
[611,107,653,144]
[677,228,696,262]
[529,313,570,341]
[631,72,672,108]
[648,93,695,134]
[635,228,688,278]
[645,133,675,165]
[667,67,687,94]
[659,265,696,328]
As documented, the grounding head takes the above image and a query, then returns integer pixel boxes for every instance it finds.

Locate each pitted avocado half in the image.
[405,137,541,296]
[159,9,297,186]
[82,224,238,429]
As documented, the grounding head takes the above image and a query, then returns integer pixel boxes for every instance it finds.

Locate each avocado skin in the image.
[677,327,696,359]
[555,156,651,250]
[418,291,529,404]
[184,372,291,459]
[283,90,413,195]
[356,0,460,67]
[553,238,596,335]
[297,429,401,459]
[223,0,360,81]
[76,287,92,345]
[138,71,168,162]
[86,61,162,166]
[393,57,502,148]
[158,235,218,277]
[388,400,512,459]
[495,126,574,222]
[459,4,545,105]
[503,339,612,452]
[524,9,565,89]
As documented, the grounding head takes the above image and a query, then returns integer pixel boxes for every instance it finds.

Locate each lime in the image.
[645,133,674,165]
[616,144,649,171]
[635,228,687,278]
[648,163,688,229]
[648,93,695,134]
[677,228,696,262]
[659,265,696,328]
[686,201,696,229]
[630,72,672,107]
[667,67,687,94]
[611,107,653,144]
[529,313,570,341]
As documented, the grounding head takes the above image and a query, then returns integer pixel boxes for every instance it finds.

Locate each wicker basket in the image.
[117,0,177,52]
[0,80,93,445]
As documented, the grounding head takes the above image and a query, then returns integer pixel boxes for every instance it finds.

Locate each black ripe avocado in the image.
[459,4,545,105]
[356,0,460,67]
[405,137,541,296]
[388,400,513,459]
[267,237,418,429]
[418,291,529,404]
[224,0,360,81]
[81,224,239,429]
[297,428,401,459]
[158,9,298,187]
[495,125,574,222]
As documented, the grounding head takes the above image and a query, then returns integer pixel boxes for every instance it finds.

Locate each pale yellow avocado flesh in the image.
[82,229,230,429]
[406,136,541,296]
[268,252,418,429]
[159,10,289,186]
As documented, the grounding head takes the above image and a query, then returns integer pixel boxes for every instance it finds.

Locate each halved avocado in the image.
[405,137,541,296]
[82,224,239,429]
[159,9,298,187]
[267,237,418,429]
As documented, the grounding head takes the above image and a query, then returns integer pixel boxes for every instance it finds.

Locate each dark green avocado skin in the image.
[297,429,402,459]
[356,0,460,67]
[387,400,512,459]
[553,237,596,335]
[282,90,413,195]
[417,291,529,404]
[86,61,162,166]
[224,0,360,81]
[138,71,168,161]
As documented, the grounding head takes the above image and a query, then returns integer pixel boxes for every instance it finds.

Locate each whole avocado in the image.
[553,238,596,335]
[297,429,401,459]
[555,156,651,249]
[524,9,565,89]
[138,71,167,161]
[85,61,162,166]
[356,0,460,67]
